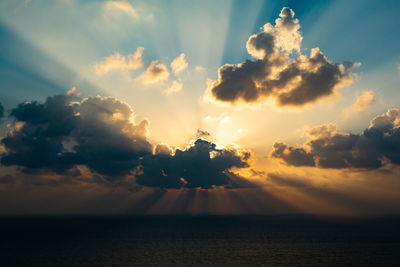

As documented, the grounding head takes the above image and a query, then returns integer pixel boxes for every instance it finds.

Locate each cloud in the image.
[207,7,359,107]
[164,79,183,94]
[1,92,252,189]
[104,0,138,19]
[137,61,169,84]
[196,129,211,139]
[346,91,375,113]
[270,142,315,167]
[136,139,252,189]
[1,93,152,176]
[270,108,400,169]
[170,53,188,75]
[93,47,144,76]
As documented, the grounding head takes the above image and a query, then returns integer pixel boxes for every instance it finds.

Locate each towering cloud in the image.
[270,109,400,169]
[93,47,144,76]
[0,92,251,189]
[207,7,359,107]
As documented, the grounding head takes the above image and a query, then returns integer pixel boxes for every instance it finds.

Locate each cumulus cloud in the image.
[137,61,169,84]
[207,7,359,107]
[93,47,144,76]
[104,0,138,19]
[164,79,183,94]
[1,93,152,176]
[270,142,315,167]
[1,92,252,189]
[270,108,400,169]
[170,53,188,75]
[136,139,251,189]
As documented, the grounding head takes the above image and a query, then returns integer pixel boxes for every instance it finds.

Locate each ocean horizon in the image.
[1,214,399,266]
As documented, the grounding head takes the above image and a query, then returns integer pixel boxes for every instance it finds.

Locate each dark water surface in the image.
[0,215,399,266]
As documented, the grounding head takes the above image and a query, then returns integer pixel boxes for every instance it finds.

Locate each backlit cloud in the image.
[136,139,252,189]
[93,47,144,76]
[170,53,188,75]
[137,61,170,84]
[271,108,400,169]
[206,7,359,107]
[0,92,252,189]
[104,0,138,19]
[1,93,152,176]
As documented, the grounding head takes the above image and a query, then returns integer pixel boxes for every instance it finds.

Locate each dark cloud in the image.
[1,93,152,176]
[1,93,252,189]
[270,109,400,169]
[270,142,315,167]
[208,7,358,107]
[136,139,251,189]
[196,129,211,138]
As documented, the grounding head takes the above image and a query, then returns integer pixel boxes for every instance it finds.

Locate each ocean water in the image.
[0,215,399,266]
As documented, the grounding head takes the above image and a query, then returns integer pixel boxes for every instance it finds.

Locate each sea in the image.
[1,215,399,266]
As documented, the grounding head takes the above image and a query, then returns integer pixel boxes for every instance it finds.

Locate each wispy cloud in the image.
[350,91,375,112]
[137,61,169,85]
[104,0,138,19]
[93,47,144,76]
[170,53,188,75]
[164,79,183,94]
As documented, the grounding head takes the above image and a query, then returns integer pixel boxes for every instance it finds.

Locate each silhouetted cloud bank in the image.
[271,109,400,168]
[0,92,251,189]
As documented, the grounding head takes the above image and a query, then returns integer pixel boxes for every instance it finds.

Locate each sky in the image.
[0,0,399,215]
